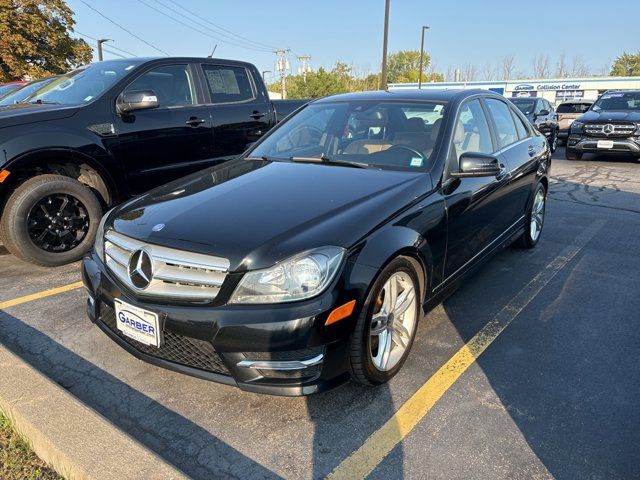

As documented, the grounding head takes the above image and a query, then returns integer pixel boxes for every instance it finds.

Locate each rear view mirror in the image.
[117,89,159,114]
[452,152,502,178]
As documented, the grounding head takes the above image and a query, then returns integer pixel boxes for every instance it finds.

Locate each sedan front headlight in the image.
[571,121,584,133]
[94,208,115,263]
[229,246,345,304]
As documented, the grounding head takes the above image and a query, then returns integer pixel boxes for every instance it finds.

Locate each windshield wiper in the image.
[289,155,368,169]
[29,99,59,105]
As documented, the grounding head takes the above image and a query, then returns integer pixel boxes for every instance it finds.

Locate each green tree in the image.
[610,52,640,76]
[0,0,92,82]
[386,50,443,84]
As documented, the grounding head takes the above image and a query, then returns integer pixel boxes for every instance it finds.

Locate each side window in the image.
[202,65,254,103]
[486,98,519,149]
[125,64,195,107]
[452,99,493,160]
[511,107,530,139]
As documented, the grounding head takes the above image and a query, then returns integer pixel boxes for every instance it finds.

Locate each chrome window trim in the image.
[237,354,324,371]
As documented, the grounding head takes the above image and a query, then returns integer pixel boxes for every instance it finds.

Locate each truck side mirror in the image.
[117,90,159,114]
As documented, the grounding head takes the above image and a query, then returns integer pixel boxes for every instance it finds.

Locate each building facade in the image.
[389,76,640,105]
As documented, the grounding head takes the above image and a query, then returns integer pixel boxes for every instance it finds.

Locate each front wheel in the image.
[514,182,547,249]
[350,257,420,385]
[0,174,103,266]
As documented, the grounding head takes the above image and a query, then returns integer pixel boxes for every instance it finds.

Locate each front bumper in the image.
[567,135,640,154]
[82,252,362,396]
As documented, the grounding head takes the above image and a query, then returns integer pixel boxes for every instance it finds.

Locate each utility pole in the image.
[274,49,290,99]
[380,0,391,90]
[96,38,112,61]
[297,55,312,82]
[418,26,430,89]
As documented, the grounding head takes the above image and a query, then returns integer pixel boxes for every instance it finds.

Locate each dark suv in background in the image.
[566,90,640,160]
[0,57,305,266]
[510,97,559,152]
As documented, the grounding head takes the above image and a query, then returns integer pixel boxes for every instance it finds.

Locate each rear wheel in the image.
[350,257,420,385]
[0,174,102,266]
[514,182,546,249]
[565,147,583,161]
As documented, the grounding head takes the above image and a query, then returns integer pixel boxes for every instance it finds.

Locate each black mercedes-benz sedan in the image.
[82,89,550,396]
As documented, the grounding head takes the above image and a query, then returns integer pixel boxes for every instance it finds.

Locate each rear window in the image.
[557,102,592,114]
[202,65,254,103]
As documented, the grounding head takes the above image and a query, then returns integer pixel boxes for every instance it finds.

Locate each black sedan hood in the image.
[578,110,640,123]
[0,103,79,129]
[111,159,431,271]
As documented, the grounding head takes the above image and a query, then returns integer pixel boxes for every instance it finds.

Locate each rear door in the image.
[442,98,512,280]
[114,63,215,194]
[199,63,273,161]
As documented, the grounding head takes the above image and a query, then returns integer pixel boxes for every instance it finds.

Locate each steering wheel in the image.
[386,144,425,158]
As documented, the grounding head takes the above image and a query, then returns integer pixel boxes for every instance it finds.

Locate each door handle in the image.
[186,117,206,127]
[250,111,267,119]
[528,145,536,156]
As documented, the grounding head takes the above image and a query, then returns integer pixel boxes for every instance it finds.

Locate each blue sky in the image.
[67,0,638,81]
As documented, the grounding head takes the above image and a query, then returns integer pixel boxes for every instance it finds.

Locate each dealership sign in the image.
[514,83,581,91]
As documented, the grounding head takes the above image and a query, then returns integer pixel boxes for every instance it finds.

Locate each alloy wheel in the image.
[27,193,90,252]
[369,271,418,372]
[530,189,545,242]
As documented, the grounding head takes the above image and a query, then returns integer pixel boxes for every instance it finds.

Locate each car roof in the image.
[558,99,595,104]
[95,57,257,68]
[313,88,494,104]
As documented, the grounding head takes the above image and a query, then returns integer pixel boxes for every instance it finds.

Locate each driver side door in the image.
[442,98,512,281]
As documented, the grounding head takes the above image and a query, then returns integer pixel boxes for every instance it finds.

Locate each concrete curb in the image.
[0,345,188,480]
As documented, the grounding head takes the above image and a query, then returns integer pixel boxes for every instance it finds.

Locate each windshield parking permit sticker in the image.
[410,157,423,167]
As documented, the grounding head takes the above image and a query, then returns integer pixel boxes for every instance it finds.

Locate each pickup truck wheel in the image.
[0,174,102,266]
[350,257,420,385]
[565,147,583,161]
[514,182,546,249]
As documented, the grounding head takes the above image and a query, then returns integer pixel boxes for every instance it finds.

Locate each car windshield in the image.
[249,100,447,170]
[0,84,22,98]
[510,99,536,114]
[0,77,56,106]
[556,102,592,114]
[592,91,640,111]
[28,61,140,106]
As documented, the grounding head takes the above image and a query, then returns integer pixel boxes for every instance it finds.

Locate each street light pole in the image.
[380,0,391,90]
[96,38,112,61]
[418,26,430,89]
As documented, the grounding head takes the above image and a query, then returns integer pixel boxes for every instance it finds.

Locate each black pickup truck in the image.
[0,57,306,266]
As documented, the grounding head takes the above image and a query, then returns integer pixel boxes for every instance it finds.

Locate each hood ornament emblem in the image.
[152,223,165,232]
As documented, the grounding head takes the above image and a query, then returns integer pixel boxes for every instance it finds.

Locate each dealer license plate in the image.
[114,298,161,347]
[597,140,614,149]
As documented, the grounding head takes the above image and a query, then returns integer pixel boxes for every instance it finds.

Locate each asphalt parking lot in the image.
[1,147,639,480]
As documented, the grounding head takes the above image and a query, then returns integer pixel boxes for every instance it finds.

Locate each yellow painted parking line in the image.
[0,282,84,310]
[329,219,605,480]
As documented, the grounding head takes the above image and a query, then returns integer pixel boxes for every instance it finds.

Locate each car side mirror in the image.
[451,152,502,178]
[116,89,159,114]
[538,109,550,116]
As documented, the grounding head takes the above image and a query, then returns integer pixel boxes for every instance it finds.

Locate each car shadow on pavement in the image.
[0,311,281,480]
[437,182,640,479]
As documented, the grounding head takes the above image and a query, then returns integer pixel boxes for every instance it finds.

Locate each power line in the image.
[152,0,275,52]
[165,0,279,51]
[136,0,272,53]
[74,30,138,57]
[77,0,170,56]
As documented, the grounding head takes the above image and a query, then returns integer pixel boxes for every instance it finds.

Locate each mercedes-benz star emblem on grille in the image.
[128,249,153,289]
[603,124,615,135]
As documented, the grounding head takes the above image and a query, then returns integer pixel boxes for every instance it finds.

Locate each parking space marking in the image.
[0,281,83,310]
[329,219,605,480]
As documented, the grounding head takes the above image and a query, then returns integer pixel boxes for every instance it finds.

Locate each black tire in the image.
[565,147,582,161]
[350,257,421,385]
[0,174,102,266]
[548,129,558,153]
[514,182,547,249]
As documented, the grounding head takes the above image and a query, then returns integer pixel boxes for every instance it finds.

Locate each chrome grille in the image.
[583,123,637,138]
[104,231,229,301]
